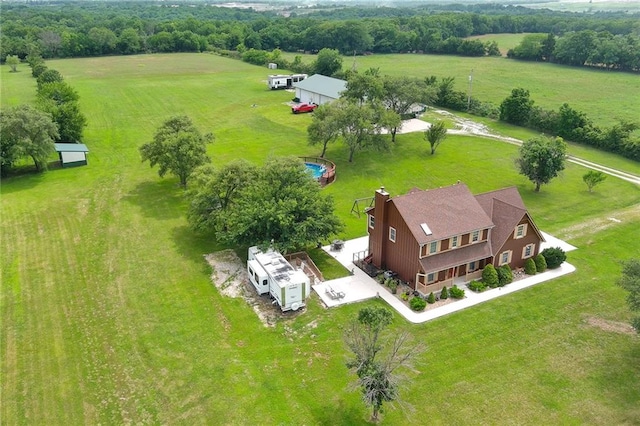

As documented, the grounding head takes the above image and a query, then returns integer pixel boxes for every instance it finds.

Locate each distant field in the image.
[467,33,537,55]
[283,51,640,128]
[521,1,640,12]
[2,54,639,425]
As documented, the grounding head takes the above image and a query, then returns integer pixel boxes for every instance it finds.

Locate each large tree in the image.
[313,48,342,77]
[37,81,87,142]
[516,136,567,192]
[344,306,422,422]
[189,157,343,253]
[0,105,59,173]
[617,259,640,332]
[380,75,433,142]
[500,88,534,126]
[186,161,258,233]
[333,100,387,162]
[424,120,448,155]
[140,116,213,187]
[307,103,341,157]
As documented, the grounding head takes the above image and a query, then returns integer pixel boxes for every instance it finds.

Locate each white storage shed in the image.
[247,246,311,312]
[292,74,347,105]
[54,143,89,168]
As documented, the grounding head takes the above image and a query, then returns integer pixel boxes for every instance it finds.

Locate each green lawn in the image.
[282,51,640,128]
[467,33,537,55]
[2,53,639,425]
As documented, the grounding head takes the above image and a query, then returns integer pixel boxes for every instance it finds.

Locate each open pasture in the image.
[1,53,639,425]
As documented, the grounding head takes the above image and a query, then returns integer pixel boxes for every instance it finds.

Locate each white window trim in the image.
[368,214,375,229]
[514,223,527,239]
[471,230,480,243]
[389,227,396,243]
[427,272,436,283]
[468,261,477,272]
[522,243,535,259]
[499,250,512,266]
[451,235,459,249]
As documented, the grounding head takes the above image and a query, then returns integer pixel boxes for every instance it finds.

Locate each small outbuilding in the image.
[54,143,89,168]
[293,74,347,105]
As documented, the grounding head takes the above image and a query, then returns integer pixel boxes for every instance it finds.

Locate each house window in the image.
[471,230,480,243]
[427,272,436,283]
[469,261,477,272]
[515,224,527,239]
[522,243,535,259]
[499,251,512,266]
[389,227,396,242]
[429,241,438,255]
[368,214,375,229]
[451,235,459,248]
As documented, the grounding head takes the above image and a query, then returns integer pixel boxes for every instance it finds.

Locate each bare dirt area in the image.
[205,250,305,327]
[556,204,640,241]
[584,316,636,335]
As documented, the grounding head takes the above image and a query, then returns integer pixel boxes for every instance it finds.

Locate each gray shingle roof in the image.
[54,143,89,152]
[293,74,347,100]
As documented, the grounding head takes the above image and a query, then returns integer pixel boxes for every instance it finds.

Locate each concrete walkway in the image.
[312,234,577,324]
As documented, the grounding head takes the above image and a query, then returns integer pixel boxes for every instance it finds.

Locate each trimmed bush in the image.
[450,285,465,299]
[387,279,398,294]
[410,296,427,311]
[541,247,567,269]
[440,286,449,299]
[524,258,537,275]
[426,292,436,304]
[497,265,513,286]
[482,264,499,288]
[401,293,409,301]
[534,253,547,272]
[468,280,487,292]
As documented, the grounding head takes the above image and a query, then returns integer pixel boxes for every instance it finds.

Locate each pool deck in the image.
[312,233,577,323]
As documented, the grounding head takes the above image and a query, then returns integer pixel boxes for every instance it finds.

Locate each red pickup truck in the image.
[292,103,317,114]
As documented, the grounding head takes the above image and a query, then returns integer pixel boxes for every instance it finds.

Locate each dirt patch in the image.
[557,204,640,241]
[584,316,636,335]
[204,250,305,327]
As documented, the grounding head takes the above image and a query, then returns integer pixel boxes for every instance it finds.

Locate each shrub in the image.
[541,247,567,269]
[468,280,486,292]
[440,286,449,299]
[387,279,398,294]
[450,285,465,299]
[534,254,547,272]
[524,258,537,275]
[401,293,409,301]
[482,264,499,288]
[410,296,427,311]
[497,265,513,286]
[426,292,436,304]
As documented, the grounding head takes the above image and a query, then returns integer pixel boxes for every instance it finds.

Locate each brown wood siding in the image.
[440,239,449,251]
[482,229,489,240]
[494,215,543,269]
[461,234,470,245]
[378,203,421,284]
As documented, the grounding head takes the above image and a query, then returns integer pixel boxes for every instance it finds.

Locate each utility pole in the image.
[467,69,474,111]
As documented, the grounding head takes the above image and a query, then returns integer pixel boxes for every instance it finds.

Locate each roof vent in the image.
[420,223,432,236]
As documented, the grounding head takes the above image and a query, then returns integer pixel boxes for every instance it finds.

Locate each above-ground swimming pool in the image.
[305,162,327,180]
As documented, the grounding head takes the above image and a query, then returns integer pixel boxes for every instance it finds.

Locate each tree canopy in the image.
[424,120,448,155]
[187,157,343,253]
[617,259,640,332]
[344,306,422,422]
[0,105,59,174]
[516,136,567,192]
[500,88,534,126]
[139,116,213,187]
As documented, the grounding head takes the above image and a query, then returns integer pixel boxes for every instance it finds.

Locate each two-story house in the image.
[366,183,544,294]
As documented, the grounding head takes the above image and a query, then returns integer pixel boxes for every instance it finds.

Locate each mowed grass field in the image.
[2,53,640,425]
[283,50,640,128]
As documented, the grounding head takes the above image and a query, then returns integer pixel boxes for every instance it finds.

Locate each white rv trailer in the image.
[247,246,311,312]
[267,74,307,90]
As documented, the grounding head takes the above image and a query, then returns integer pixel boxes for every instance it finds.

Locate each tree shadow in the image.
[171,225,227,270]
[0,171,46,195]
[309,400,368,426]
[123,180,185,220]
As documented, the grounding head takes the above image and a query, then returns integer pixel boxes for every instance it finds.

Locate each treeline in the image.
[2,1,639,68]
[508,31,640,71]
[1,56,87,176]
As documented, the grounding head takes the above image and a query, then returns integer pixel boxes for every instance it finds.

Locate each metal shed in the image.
[54,143,89,168]
[292,74,347,105]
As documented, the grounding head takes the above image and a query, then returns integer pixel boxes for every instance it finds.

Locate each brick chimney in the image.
[369,186,390,269]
